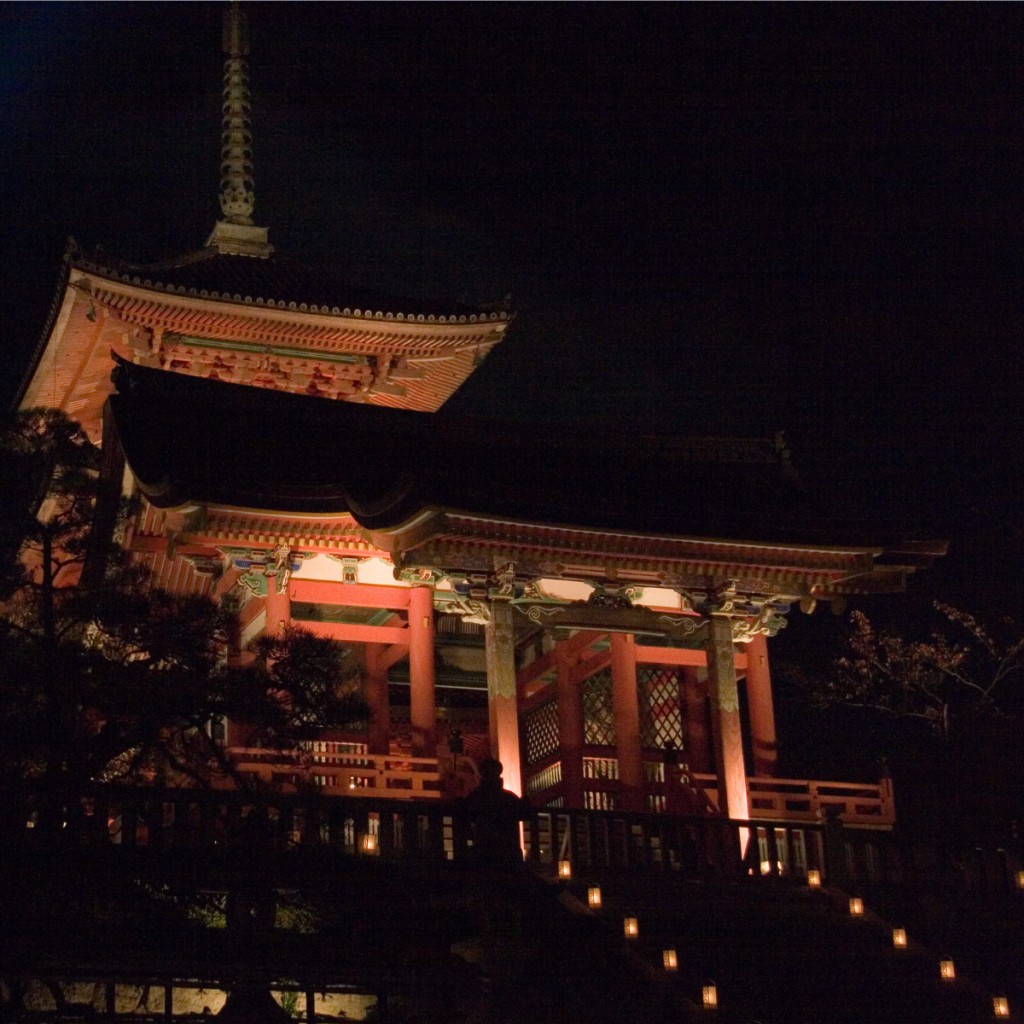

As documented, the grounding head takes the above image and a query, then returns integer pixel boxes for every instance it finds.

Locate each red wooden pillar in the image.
[484,600,523,796]
[408,586,436,757]
[682,665,709,772]
[556,641,585,808]
[745,633,778,778]
[365,643,391,756]
[265,572,290,637]
[610,633,644,812]
[704,616,750,821]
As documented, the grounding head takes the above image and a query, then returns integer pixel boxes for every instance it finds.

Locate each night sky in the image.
[3,2,1024,599]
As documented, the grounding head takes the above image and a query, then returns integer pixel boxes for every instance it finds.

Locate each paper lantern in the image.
[623,916,639,938]
[702,984,718,1009]
[849,897,864,916]
[807,869,821,887]
[994,996,1009,1017]
[892,928,907,948]
[558,859,572,879]
[587,886,602,908]
[663,948,677,971]
[940,959,955,980]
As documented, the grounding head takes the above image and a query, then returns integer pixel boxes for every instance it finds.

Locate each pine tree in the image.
[0,408,364,792]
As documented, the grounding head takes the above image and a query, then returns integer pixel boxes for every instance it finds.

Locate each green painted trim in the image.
[165,332,369,366]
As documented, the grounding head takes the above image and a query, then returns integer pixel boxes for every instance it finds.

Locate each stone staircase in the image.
[547,869,1020,1024]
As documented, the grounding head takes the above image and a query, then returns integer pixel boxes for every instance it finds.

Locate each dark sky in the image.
[3,3,1024,593]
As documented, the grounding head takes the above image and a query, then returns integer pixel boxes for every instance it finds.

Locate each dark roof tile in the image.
[76,246,496,319]
[107,359,944,549]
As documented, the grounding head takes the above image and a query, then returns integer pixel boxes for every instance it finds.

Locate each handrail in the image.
[527,755,895,826]
[224,746,444,799]
[1,783,1016,893]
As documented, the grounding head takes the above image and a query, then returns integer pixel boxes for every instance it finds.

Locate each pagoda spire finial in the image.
[207,0,274,257]
[220,1,254,225]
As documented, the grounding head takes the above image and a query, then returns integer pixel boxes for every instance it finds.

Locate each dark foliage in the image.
[0,408,365,792]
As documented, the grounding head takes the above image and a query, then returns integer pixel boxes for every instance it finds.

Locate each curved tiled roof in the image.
[73,246,509,325]
[107,358,944,552]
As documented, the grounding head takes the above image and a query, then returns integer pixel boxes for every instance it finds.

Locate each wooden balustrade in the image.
[525,751,895,827]
[3,784,1018,892]
[223,745,444,799]
[521,806,832,883]
[2,786,460,863]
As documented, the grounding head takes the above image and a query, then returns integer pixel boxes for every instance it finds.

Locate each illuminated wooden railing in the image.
[223,744,444,799]
[2,785,798,879]
[526,752,895,826]
[524,806,825,881]
[5,787,458,860]
[6,785,1020,892]
[745,776,894,825]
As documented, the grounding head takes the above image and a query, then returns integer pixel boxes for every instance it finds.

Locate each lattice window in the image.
[582,668,616,746]
[639,666,684,750]
[524,698,560,765]
[527,762,563,797]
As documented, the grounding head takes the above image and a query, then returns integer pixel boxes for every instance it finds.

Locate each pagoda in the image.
[16,3,944,835]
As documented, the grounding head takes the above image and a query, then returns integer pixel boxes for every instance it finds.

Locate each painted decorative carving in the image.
[538,561,566,577]
[524,604,567,625]
[706,615,740,714]
[586,588,633,610]
[485,602,517,700]
[731,603,789,643]
[709,580,738,616]
[238,570,268,598]
[656,614,700,636]
[444,598,491,625]
[270,543,293,590]
[185,556,219,578]
[494,559,517,598]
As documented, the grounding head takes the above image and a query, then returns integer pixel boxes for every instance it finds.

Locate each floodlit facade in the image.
[17,3,944,844]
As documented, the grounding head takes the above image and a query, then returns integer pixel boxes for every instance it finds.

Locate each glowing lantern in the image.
[1016,870,1024,890]
[362,833,377,853]
[849,897,864,916]
[558,859,572,879]
[663,948,678,971]
[892,928,907,948]
[623,916,639,939]
[940,959,955,981]
[702,983,718,1009]
[807,869,821,887]
[760,860,771,875]
[587,886,602,909]
[994,996,1010,1017]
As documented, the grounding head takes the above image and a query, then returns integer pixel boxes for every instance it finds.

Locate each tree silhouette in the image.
[0,408,365,792]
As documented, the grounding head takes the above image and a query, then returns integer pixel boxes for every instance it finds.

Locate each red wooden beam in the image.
[289,579,412,609]
[238,597,266,630]
[214,565,243,598]
[570,650,612,687]
[517,649,557,690]
[516,630,609,691]
[301,620,410,645]
[377,642,409,670]
[129,536,219,557]
[634,645,748,671]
